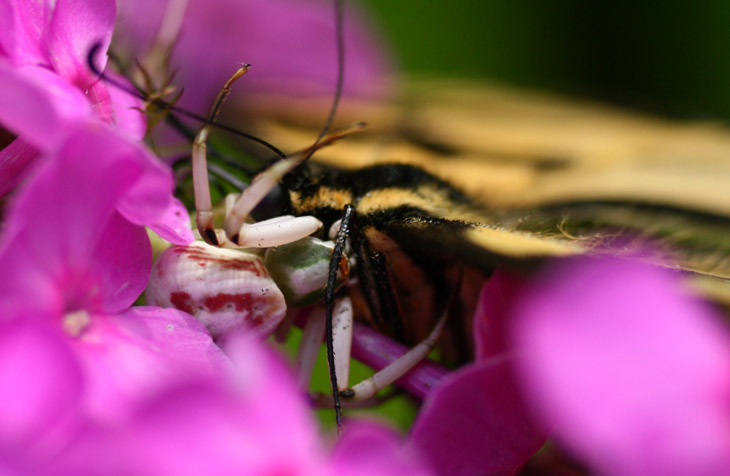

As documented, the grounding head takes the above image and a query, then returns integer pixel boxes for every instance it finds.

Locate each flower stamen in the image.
[62,310,91,337]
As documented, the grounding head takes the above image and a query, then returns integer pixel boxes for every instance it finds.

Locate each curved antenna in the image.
[86,43,286,159]
[314,0,346,145]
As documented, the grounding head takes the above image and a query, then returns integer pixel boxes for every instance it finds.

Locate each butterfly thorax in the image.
[285,162,490,362]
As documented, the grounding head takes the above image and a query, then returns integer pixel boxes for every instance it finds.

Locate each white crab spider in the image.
[149,65,450,416]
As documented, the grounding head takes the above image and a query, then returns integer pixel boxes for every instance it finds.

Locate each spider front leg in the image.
[191,65,322,249]
[192,65,249,246]
[221,122,366,248]
[192,67,365,249]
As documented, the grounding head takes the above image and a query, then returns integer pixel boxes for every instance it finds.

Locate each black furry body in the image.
[285,163,491,362]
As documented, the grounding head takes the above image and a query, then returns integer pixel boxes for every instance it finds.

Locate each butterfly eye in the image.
[250,182,287,222]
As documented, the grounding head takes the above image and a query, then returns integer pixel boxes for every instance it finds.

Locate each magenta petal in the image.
[116,153,175,229]
[0,137,39,198]
[332,422,434,476]
[473,270,525,360]
[61,333,320,474]
[117,307,232,378]
[0,211,150,319]
[85,79,115,125]
[0,320,82,456]
[409,357,547,476]
[221,332,320,445]
[169,0,392,112]
[0,63,93,149]
[54,380,320,476]
[148,197,195,245]
[0,0,53,65]
[105,71,147,140]
[113,0,168,56]
[0,129,145,315]
[91,212,152,313]
[46,0,115,88]
[1,127,143,261]
[512,258,730,475]
[72,307,231,422]
[0,126,175,317]
[0,1,15,59]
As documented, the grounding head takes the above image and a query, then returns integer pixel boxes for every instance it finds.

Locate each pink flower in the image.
[0,0,146,197]
[512,258,730,475]
[407,271,547,476]
[115,0,393,113]
[0,320,85,473]
[0,327,433,475]
[0,124,223,422]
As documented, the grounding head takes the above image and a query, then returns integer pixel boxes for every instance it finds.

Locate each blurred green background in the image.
[363,0,730,120]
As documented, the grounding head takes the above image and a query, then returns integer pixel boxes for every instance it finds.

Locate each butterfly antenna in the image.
[313,0,345,148]
[320,0,347,431]
[86,43,286,159]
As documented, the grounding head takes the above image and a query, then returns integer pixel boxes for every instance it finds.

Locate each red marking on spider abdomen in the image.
[170,291,194,314]
[172,246,268,277]
[204,293,254,312]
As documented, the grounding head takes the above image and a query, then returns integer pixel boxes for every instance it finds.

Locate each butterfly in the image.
[107,0,730,428]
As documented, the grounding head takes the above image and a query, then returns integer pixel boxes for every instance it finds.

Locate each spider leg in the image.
[340,306,448,402]
[296,306,326,391]
[224,123,366,247]
[339,266,463,402]
[192,65,249,245]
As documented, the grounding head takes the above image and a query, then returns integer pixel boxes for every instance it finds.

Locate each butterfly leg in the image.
[325,205,355,427]
[331,296,354,392]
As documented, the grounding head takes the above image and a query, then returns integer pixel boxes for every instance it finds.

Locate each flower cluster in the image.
[0,0,425,474]
[2,0,730,475]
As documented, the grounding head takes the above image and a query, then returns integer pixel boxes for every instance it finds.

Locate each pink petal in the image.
[0,320,82,457]
[0,137,39,198]
[0,127,144,257]
[221,332,321,449]
[169,0,392,112]
[54,381,321,476]
[122,307,232,378]
[0,210,150,318]
[0,127,172,315]
[0,63,93,150]
[112,0,168,56]
[115,150,175,230]
[148,197,195,245]
[105,71,147,140]
[512,258,730,475]
[473,270,526,361]
[91,212,152,313]
[408,357,547,476]
[72,307,232,422]
[86,79,115,126]
[332,422,435,476]
[46,0,115,88]
[57,332,322,475]
[0,0,53,65]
